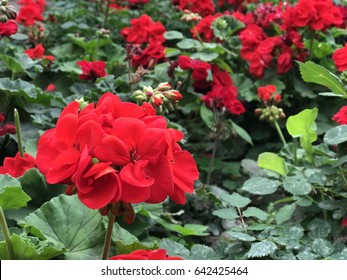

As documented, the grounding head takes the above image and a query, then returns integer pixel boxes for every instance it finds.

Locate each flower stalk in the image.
[14,108,24,157]
[0,206,15,260]
[101,210,115,260]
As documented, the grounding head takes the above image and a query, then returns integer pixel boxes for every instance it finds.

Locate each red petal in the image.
[120,161,154,188]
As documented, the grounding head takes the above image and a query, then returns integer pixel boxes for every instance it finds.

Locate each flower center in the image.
[130,149,140,162]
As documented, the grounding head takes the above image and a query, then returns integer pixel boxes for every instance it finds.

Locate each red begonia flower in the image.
[332,106,347,125]
[0,152,36,178]
[333,43,347,72]
[76,60,107,81]
[25,43,45,59]
[0,21,18,37]
[17,5,44,26]
[110,249,183,260]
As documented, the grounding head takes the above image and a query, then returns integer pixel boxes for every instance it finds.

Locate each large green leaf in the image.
[189,244,219,260]
[113,223,158,254]
[324,125,347,145]
[283,175,312,196]
[0,234,65,260]
[164,31,184,40]
[19,168,66,207]
[312,239,334,257]
[212,208,239,220]
[0,175,31,210]
[200,104,214,129]
[225,231,256,242]
[230,120,253,145]
[243,207,269,221]
[308,219,331,239]
[298,61,346,95]
[159,239,190,259]
[242,177,281,195]
[246,240,277,258]
[21,195,105,260]
[258,152,288,176]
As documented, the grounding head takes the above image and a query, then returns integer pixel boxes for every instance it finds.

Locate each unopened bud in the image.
[254,108,263,115]
[0,14,8,22]
[5,5,17,20]
[1,0,8,6]
[76,97,89,109]
[132,90,148,102]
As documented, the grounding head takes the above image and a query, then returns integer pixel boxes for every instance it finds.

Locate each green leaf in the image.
[276,203,296,224]
[157,219,208,236]
[200,104,213,129]
[298,61,346,95]
[190,52,219,62]
[67,34,111,55]
[21,195,105,260]
[312,239,334,257]
[134,203,163,220]
[19,169,65,207]
[0,54,24,74]
[297,250,318,260]
[159,239,190,259]
[230,120,253,145]
[283,175,312,196]
[164,31,184,40]
[0,234,65,260]
[258,152,288,176]
[0,175,31,210]
[324,125,347,145]
[242,177,281,195]
[221,193,251,208]
[212,208,239,220]
[177,38,200,49]
[283,224,304,240]
[286,108,318,157]
[246,240,277,258]
[243,207,269,221]
[230,74,254,102]
[189,244,219,260]
[211,15,245,40]
[225,231,256,242]
[308,219,331,239]
[113,223,158,254]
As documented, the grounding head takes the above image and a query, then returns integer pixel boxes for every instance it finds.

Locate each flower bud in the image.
[76,97,89,109]
[0,14,8,22]
[164,90,182,101]
[1,0,8,6]
[132,90,148,101]
[5,5,17,20]
[254,108,263,115]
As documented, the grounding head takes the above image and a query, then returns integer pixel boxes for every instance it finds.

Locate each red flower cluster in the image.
[332,43,347,72]
[25,43,55,61]
[110,249,182,260]
[281,0,342,31]
[332,106,347,125]
[257,85,281,103]
[178,0,215,17]
[121,14,166,69]
[0,113,16,137]
[202,65,245,115]
[36,93,199,210]
[178,55,211,89]
[0,152,36,178]
[76,60,107,81]
[342,217,347,227]
[0,21,18,37]
[17,0,45,26]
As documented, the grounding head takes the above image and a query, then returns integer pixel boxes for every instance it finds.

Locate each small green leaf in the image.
[242,177,281,195]
[324,125,347,145]
[200,104,214,129]
[246,240,277,258]
[159,239,190,259]
[189,244,219,260]
[243,207,269,221]
[157,219,208,236]
[0,234,65,260]
[221,193,251,208]
[230,120,253,145]
[164,31,184,40]
[283,175,312,196]
[0,175,31,210]
[308,219,331,239]
[258,152,288,176]
[177,38,199,49]
[312,239,334,257]
[226,231,256,242]
[212,208,239,220]
[276,203,296,224]
[190,52,219,62]
[297,250,318,260]
[134,203,163,220]
[298,61,346,95]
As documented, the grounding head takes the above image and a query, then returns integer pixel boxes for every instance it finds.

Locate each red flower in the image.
[25,43,45,59]
[0,21,18,37]
[110,249,183,260]
[17,5,44,26]
[257,85,277,102]
[0,152,36,178]
[332,43,347,72]
[332,106,347,125]
[121,14,166,45]
[131,43,166,69]
[76,60,107,80]
[178,0,215,17]
[178,55,211,82]
[342,217,347,227]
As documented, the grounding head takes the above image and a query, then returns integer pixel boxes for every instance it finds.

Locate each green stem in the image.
[273,119,287,146]
[14,109,24,157]
[293,138,298,166]
[101,210,115,260]
[206,138,218,185]
[103,0,111,28]
[237,206,247,234]
[192,24,204,45]
[339,166,347,189]
[0,207,15,260]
